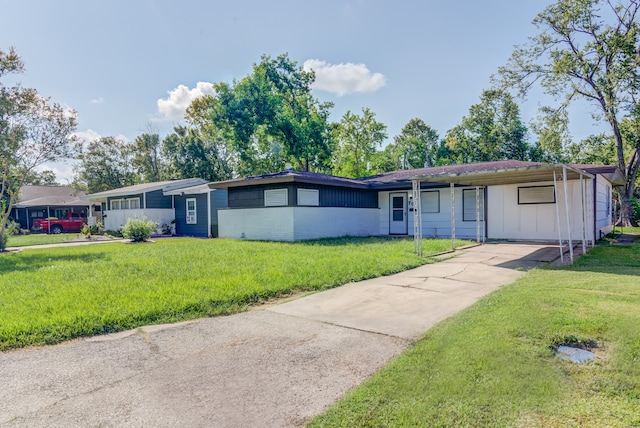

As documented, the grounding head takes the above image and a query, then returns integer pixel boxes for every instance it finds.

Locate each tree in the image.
[333,108,388,178]
[445,89,530,163]
[204,53,335,174]
[384,118,441,170]
[24,169,59,186]
[131,131,165,183]
[73,137,135,193]
[566,133,618,165]
[529,106,572,162]
[497,0,640,225]
[162,125,233,182]
[1,47,78,249]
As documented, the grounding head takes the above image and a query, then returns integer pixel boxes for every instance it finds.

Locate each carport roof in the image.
[408,162,625,187]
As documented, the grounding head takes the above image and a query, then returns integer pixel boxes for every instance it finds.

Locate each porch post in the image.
[450,183,456,250]
[47,206,51,234]
[580,174,587,255]
[475,186,480,243]
[553,170,564,264]
[562,165,574,263]
[207,190,212,238]
[412,179,422,256]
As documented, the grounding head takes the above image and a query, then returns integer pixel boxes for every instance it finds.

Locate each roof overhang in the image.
[209,175,371,190]
[163,183,213,196]
[83,178,208,202]
[410,164,594,186]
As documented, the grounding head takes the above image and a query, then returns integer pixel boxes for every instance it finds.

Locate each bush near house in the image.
[121,217,157,242]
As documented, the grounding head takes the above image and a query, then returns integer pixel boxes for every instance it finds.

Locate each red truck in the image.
[32,212,87,234]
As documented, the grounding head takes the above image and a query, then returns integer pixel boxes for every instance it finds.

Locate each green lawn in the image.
[0,236,462,350]
[6,233,80,247]
[310,243,640,427]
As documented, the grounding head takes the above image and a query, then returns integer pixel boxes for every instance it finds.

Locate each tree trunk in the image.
[619,187,633,227]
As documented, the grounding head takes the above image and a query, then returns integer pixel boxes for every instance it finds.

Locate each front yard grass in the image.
[310,243,640,427]
[6,233,79,247]
[0,236,462,350]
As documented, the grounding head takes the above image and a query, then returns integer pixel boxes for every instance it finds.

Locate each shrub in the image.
[0,220,17,250]
[121,217,157,242]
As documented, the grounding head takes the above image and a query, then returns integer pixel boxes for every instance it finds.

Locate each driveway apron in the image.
[0,242,560,428]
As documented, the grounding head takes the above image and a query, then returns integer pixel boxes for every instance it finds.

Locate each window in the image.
[265,189,288,207]
[110,199,123,210]
[518,186,555,204]
[186,198,197,224]
[463,188,485,221]
[126,198,140,209]
[297,188,319,206]
[420,191,440,213]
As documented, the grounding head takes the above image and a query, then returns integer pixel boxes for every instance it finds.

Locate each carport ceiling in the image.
[409,164,592,187]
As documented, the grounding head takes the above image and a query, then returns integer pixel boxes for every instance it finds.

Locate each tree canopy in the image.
[498,0,640,224]
[207,54,335,174]
[445,89,530,163]
[332,108,387,178]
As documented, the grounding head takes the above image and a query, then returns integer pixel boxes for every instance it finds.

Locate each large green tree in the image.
[333,107,387,178]
[1,47,78,249]
[498,0,640,225]
[445,89,530,163]
[383,118,441,170]
[131,131,165,183]
[162,125,233,182]
[529,106,572,163]
[196,53,334,175]
[74,137,135,193]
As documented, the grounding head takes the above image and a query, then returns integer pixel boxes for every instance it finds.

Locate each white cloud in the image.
[73,129,101,146]
[90,97,104,104]
[303,59,387,96]
[157,82,215,120]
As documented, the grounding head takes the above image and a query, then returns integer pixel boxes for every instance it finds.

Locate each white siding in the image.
[379,188,485,239]
[103,208,174,233]
[487,180,596,242]
[218,207,378,241]
[594,175,613,238]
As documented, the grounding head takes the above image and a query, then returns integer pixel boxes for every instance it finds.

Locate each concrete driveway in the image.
[0,242,562,428]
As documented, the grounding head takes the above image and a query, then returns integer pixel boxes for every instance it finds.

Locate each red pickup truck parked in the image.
[32,212,87,234]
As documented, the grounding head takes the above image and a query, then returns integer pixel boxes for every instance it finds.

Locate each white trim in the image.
[207,191,212,237]
[186,198,197,224]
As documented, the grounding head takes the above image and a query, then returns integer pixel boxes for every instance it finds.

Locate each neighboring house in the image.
[10,185,98,230]
[84,179,208,233]
[163,183,228,237]
[210,160,624,244]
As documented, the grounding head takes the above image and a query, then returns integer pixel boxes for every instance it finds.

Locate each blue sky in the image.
[1,0,599,182]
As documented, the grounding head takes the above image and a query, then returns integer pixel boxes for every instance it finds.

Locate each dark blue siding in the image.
[228,184,377,209]
[174,190,228,237]
[145,189,172,209]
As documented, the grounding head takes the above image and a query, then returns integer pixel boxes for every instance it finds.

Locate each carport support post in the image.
[580,174,587,255]
[412,179,422,256]
[476,186,480,243]
[553,170,564,264]
[450,183,456,250]
[562,165,574,263]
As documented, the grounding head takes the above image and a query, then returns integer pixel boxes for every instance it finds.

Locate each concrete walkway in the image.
[0,242,562,428]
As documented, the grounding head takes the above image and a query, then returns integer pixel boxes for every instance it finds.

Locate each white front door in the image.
[389,192,408,235]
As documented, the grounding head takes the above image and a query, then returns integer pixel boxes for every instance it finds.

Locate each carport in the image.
[410,163,597,264]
